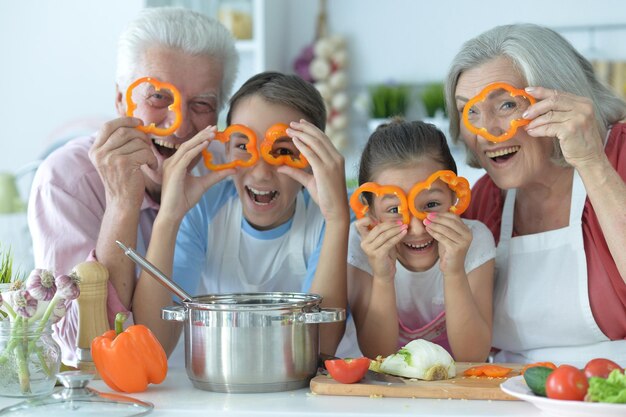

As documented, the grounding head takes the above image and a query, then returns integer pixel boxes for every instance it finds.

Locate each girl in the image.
[348,119,494,361]
[132,72,349,357]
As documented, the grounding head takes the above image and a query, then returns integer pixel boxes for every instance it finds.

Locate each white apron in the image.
[493,171,626,366]
[198,194,308,294]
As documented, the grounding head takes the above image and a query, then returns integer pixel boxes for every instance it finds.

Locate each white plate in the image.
[500,375,626,417]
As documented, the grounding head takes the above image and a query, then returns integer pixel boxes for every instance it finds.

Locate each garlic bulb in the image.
[380,339,456,380]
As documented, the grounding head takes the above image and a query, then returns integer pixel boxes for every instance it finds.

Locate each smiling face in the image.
[371,161,455,272]
[116,46,224,195]
[228,95,307,230]
[454,56,555,190]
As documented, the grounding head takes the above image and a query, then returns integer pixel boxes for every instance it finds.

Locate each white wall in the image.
[2,0,626,184]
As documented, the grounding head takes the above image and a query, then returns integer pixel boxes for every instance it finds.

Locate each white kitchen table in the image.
[0,365,542,417]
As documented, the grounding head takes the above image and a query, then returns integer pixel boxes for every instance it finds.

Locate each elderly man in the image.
[28,7,238,365]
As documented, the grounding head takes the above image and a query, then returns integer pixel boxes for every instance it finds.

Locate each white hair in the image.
[445,23,626,167]
[116,7,239,110]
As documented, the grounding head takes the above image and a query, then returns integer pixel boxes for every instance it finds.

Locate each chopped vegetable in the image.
[521,361,557,375]
[325,357,371,384]
[379,339,456,380]
[91,312,167,393]
[587,369,626,403]
[463,364,512,378]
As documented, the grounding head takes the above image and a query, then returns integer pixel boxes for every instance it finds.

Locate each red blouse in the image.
[463,123,626,340]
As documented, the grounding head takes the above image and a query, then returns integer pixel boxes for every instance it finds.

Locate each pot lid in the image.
[0,371,153,417]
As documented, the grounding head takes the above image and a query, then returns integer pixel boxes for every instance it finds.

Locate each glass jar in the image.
[0,319,61,397]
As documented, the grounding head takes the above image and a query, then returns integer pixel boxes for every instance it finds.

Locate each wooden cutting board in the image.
[310,362,522,401]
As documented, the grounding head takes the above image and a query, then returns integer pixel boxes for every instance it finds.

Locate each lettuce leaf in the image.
[587,369,626,403]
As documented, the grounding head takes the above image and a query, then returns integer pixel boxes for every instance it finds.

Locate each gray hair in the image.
[116,7,239,111]
[445,23,626,167]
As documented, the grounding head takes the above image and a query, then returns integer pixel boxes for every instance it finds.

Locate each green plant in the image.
[369,83,410,119]
[421,82,446,118]
[0,244,23,284]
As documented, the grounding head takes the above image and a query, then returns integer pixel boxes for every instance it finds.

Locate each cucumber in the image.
[523,366,554,397]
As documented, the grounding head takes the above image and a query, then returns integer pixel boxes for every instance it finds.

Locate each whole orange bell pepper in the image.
[91,312,168,393]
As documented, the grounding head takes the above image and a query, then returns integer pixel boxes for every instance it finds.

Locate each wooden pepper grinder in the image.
[73,261,110,374]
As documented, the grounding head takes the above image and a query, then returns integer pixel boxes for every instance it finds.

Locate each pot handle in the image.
[300,308,345,324]
[162,305,187,322]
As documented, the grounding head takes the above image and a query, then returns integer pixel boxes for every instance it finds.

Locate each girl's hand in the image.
[278,119,349,224]
[355,217,407,282]
[523,87,605,169]
[423,212,471,276]
[159,127,235,222]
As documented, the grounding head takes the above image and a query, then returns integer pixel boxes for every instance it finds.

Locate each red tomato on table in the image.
[583,358,623,379]
[324,357,371,384]
[545,365,588,401]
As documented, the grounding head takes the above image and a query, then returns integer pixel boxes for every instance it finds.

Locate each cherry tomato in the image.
[583,358,623,379]
[324,357,371,384]
[545,365,588,401]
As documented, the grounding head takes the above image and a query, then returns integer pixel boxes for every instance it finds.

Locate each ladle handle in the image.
[116,240,193,302]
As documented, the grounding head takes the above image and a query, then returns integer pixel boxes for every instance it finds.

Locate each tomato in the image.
[583,358,623,379]
[324,357,371,384]
[545,365,588,401]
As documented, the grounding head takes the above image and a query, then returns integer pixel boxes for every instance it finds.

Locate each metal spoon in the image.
[116,240,193,301]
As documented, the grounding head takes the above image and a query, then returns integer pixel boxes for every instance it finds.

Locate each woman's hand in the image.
[159,127,235,223]
[355,217,407,282]
[523,87,605,169]
[278,119,349,224]
[423,212,471,277]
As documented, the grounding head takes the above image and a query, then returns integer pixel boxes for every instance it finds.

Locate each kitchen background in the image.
[2,0,626,273]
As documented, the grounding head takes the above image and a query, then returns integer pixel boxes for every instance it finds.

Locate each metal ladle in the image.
[116,240,193,301]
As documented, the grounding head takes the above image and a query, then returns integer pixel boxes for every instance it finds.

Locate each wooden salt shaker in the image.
[73,261,110,374]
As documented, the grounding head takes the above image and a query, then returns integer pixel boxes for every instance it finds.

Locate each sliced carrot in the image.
[520,361,557,375]
[463,364,513,377]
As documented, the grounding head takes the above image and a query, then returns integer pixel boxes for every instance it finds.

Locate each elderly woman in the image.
[445,23,626,366]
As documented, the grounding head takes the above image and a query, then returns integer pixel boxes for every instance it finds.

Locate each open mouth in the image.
[403,239,434,252]
[246,186,279,205]
[485,145,520,163]
[152,138,179,158]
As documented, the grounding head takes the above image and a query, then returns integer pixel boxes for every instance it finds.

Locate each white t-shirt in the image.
[342,218,495,353]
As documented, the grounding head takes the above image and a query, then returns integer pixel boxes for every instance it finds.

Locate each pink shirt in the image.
[27,135,159,366]
[463,123,626,340]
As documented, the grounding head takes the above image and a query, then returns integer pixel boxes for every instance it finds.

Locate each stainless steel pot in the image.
[162,292,344,393]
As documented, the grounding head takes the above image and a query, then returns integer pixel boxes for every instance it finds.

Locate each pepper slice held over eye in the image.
[125,76,182,137]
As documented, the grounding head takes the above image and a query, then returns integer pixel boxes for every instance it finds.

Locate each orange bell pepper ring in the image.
[462,82,536,143]
[91,312,168,393]
[407,170,471,220]
[260,123,309,168]
[349,182,410,225]
[463,364,513,378]
[202,124,260,170]
[125,76,182,137]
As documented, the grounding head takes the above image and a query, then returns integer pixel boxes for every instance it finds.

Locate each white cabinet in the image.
[145,0,289,98]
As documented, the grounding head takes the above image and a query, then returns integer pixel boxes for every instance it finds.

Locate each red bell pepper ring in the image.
[325,357,371,384]
[407,170,471,220]
[125,76,182,137]
[462,82,536,143]
[259,123,309,168]
[350,182,410,225]
[202,124,260,170]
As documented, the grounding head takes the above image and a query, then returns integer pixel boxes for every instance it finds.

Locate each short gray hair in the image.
[116,7,239,111]
[445,23,626,167]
